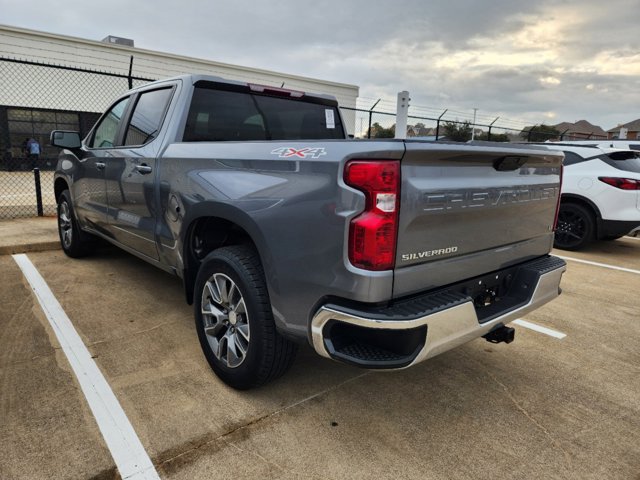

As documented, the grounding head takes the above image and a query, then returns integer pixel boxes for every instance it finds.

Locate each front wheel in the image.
[554,203,595,251]
[194,245,297,389]
[57,190,93,258]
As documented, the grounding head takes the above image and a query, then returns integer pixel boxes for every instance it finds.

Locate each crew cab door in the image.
[104,87,174,261]
[73,96,131,232]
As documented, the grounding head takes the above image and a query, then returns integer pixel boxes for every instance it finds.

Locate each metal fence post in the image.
[367,99,380,139]
[435,109,448,141]
[395,91,410,139]
[128,55,134,89]
[488,117,500,141]
[33,168,43,217]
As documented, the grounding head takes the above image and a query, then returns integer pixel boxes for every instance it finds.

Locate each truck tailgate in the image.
[393,142,563,298]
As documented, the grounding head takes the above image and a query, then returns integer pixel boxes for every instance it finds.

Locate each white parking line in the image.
[556,255,640,275]
[512,319,566,339]
[12,254,160,480]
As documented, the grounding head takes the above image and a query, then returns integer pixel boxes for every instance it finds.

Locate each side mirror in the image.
[50,130,81,149]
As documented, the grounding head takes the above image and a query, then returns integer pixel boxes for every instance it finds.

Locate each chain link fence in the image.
[344,104,609,142]
[0,57,154,219]
[0,56,609,218]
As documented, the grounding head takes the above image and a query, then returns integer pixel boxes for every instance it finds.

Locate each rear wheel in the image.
[57,190,93,258]
[554,203,595,251]
[194,245,297,389]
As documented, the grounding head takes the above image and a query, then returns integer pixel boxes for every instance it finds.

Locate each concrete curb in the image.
[0,242,61,256]
[0,217,60,256]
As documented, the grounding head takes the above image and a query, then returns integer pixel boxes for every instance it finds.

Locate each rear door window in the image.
[183,86,344,142]
[562,151,585,166]
[124,88,174,146]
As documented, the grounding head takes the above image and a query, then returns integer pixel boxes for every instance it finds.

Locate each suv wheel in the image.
[194,245,297,389]
[554,203,595,251]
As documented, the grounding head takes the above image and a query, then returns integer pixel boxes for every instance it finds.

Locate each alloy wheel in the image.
[58,201,73,248]
[555,209,586,248]
[201,273,250,368]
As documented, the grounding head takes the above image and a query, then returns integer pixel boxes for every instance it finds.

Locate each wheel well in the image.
[54,178,69,202]
[560,194,601,236]
[183,217,258,304]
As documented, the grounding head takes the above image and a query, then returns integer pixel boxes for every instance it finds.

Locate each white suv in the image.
[545,140,640,151]
[540,144,640,250]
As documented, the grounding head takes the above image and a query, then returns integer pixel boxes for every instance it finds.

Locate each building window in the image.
[1,107,100,170]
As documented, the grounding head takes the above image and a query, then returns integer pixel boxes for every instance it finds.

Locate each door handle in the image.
[134,164,152,175]
[96,162,106,170]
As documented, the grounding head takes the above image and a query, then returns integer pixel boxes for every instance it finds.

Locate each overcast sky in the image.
[2,0,639,131]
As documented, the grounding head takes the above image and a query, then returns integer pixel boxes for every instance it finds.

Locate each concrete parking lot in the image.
[1,235,639,479]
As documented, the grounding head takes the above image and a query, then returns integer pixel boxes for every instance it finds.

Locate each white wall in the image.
[0,25,359,133]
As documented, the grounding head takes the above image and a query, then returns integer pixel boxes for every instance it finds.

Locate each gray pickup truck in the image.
[51,74,566,389]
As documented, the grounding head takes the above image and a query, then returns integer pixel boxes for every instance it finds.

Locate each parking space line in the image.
[556,255,640,275]
[12,254,160,480]
[512,319,566,339]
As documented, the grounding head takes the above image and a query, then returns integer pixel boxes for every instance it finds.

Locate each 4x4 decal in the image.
[271,147,327,159]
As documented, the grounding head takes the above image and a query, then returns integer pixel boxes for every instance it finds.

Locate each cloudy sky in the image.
[2,0,639,131]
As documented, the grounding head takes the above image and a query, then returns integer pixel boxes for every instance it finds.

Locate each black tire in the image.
[554,202,595,251]
[194,245,297,389]
[57,190,93,258]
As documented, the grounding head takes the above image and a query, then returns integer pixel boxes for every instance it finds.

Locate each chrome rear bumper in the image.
[311,256,566,369]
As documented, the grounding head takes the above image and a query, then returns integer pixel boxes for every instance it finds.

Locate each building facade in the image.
[607,119,640,140]
[0,25,359,170]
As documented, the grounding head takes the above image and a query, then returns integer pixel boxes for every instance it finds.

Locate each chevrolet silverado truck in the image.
[51,74,566,389]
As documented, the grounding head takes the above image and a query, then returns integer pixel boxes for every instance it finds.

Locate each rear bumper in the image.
[311,255,566,369]
[598,219,640,238]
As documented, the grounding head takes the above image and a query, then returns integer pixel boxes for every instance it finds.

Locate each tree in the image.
[367,122,395,138]
[443,121,472,142]
[476,132,510,142]
[520,124,560,142]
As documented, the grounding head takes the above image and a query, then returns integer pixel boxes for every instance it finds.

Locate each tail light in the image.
[598,177,640,190]
[344,160,400,270]
[553,164,563,231]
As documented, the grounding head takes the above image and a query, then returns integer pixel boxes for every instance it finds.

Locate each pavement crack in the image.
[223,439,319,478]
[468,353,573,466]
[87,320,178,348]
[155,372,370,473]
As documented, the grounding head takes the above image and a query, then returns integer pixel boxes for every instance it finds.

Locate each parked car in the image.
[539,143,640,250]
[50,75,566,389]
[545,139,640,152]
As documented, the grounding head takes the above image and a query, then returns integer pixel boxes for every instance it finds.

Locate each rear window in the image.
[183,86,344,142]
[597,153,640,173]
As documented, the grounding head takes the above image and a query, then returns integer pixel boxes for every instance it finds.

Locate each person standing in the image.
[26,137,40,170]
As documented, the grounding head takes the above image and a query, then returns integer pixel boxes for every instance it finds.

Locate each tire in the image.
[194,245,297,389]
[554,202,595,251]
[57,190,93,258]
